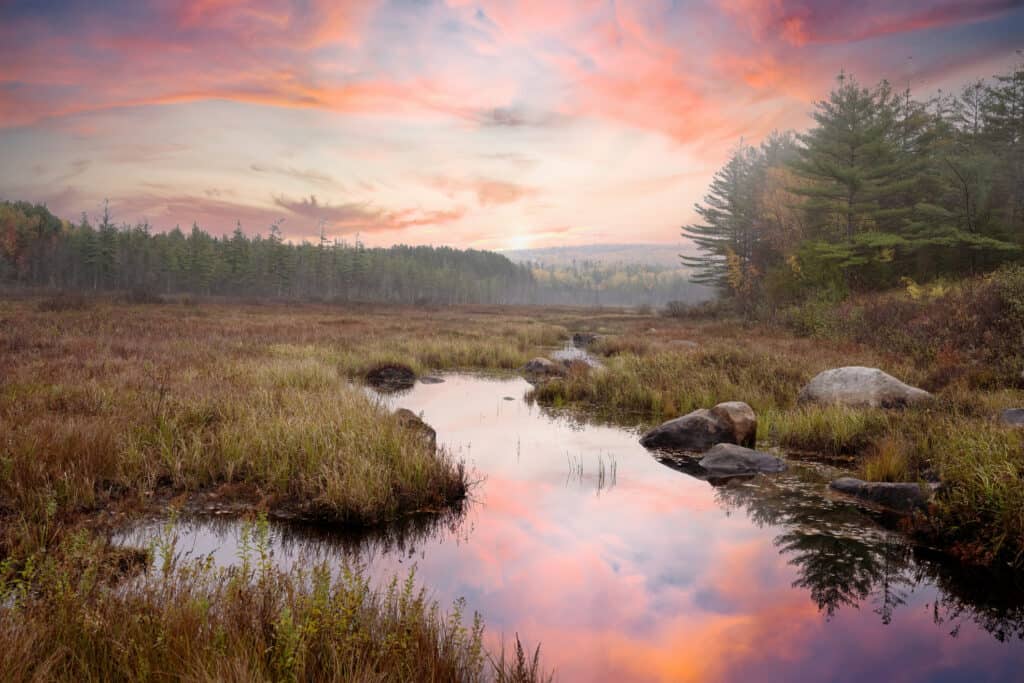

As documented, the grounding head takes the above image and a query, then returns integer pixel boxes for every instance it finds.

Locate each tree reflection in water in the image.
[700,465,1024,640]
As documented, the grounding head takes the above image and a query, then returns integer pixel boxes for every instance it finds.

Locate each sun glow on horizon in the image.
[1,1,1021,249]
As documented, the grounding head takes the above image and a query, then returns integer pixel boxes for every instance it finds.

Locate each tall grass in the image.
[0,520,550,682]
[530,346,809,420]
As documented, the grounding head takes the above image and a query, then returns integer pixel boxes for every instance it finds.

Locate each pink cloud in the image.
[718,0,1022,46]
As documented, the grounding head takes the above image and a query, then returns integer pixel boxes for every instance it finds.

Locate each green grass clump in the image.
[763,405,892,456]
[921,421,1024,565]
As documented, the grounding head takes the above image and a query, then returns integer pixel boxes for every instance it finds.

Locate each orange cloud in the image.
[427,176,539,207]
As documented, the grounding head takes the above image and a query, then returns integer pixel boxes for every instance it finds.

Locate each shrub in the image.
[36,291,90,312]
[121,287,165,305]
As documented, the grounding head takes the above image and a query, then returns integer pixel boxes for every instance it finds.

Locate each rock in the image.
[829,477,933,512]
[709,401,757,448]
[523,357,565,377]
[419,376,445,384]
[698,444,786,476]
[640,401,757,452]
[798,367,932,408]
[394,408,437,450]
[668,339,699,349]
[571,332,599,348]
[1000,408,1024,427]
[365,363,416,390]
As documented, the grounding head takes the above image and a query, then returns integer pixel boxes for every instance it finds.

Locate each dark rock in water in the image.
[640,401,757,452]
[798,366,932,408]
[829,477,933,512]
[572,332,600,348]
[394,408,437,450]
[1000,408,1024,427]
[698,444,786,477]
[366,363,416,390]
[419,376,445,384]
[523,357,566,378]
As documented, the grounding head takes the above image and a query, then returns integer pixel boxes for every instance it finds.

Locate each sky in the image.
[1,1,1022,250]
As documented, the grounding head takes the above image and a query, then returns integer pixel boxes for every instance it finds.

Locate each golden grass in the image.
[0,519,551,683]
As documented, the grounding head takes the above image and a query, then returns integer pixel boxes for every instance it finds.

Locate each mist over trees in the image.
[683,63,1024,310]
[0,200,709,307]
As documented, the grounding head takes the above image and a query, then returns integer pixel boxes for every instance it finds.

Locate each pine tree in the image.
[682,143,762,297]
[791,73,898,241]
[985,62,1024,241]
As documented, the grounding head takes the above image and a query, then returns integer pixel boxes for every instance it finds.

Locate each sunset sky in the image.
[1,1,1022,250]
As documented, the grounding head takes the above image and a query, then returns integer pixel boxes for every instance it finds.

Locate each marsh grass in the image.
[860,437,913,482]
[530,346,811,420]
[763,405,892,456]
[3,303,573,557]
[0,519,550,682]
[521,314,1024,566]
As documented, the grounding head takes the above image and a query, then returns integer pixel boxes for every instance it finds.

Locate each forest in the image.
[683,64,1024,312]
[0,201,708,307]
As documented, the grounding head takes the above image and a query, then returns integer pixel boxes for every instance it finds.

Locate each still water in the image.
[119,375,1024,682]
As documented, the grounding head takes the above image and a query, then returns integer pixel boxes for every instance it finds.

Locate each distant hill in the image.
[501,243,696,268]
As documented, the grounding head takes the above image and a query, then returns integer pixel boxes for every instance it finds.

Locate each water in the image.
[118,375,1024,682]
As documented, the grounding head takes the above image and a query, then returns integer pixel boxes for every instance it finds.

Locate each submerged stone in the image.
[698,443,786,477]
[366,363,416,390]
[829,477,933,512]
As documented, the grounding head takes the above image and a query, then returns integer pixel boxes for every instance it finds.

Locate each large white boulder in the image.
[798,367,932,408]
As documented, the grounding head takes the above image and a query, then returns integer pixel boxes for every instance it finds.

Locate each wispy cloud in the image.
[1,0,1021,248]
[274,194,467,233]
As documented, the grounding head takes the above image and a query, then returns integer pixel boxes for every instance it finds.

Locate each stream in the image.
[117,374,1024,682]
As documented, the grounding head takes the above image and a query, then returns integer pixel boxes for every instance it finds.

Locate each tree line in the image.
[0,201,535,304]
[529,260,710,307]
[0,200,711,307]
[683,64,1024,311]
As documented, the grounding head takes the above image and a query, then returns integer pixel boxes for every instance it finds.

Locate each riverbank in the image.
[1,292,1021,679]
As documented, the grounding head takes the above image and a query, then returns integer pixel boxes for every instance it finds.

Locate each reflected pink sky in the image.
[122,375,1024,682]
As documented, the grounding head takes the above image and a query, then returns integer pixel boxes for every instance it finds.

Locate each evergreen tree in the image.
[681,143,762,297]
[791,73,898,241]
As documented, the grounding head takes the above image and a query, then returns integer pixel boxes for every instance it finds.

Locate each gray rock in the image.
[571,332,599,348]
[698,444,786,476]
[1000,408,1024,427]
[798,367,932,408]
[551,344,601,368]
[668,339,699,349]
[419,376,445,384]
[394,408,437,450]
[829,477,933,512]
[640,401,757,452]
[523,357,565,377]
